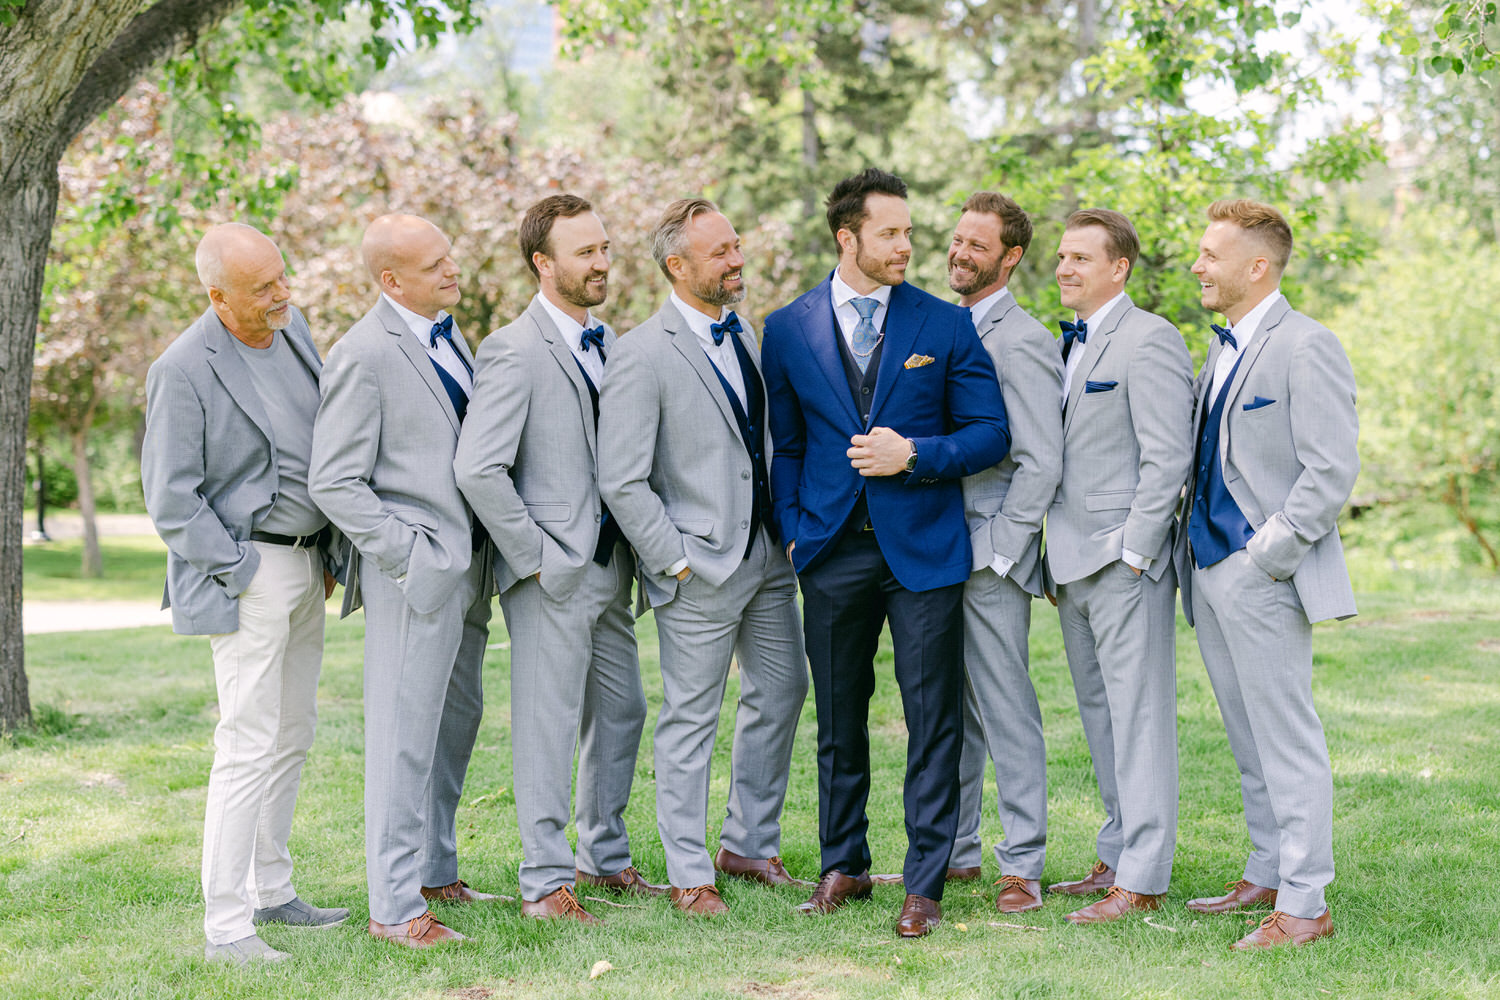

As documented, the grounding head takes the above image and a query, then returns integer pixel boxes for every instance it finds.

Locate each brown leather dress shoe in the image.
[1047,859,1116,895]
[1230,908,1334,949]
[1064,885,1162,924]
[945,866,982,882]
[521,885,600,923]
[420,879,497,904]
[895,894,942,938]
[795,869,874,914]
[368,911,465,948]
[576,866,669,897]
[713,847,812,887]
[994,875,1043,913]
[670,884,729,916]
[1186,879,1278,915]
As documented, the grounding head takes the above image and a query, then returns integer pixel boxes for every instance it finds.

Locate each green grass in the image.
[4,565,1500,999]
[21,536,167,603]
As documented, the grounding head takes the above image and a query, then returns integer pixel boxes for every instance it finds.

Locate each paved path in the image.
[21,511,169,634]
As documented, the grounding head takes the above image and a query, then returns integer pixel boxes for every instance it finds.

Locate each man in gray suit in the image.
[1177,199,1356,949]
[1044,209,1193,924]
[598,198,809,917]
[143,223,348,965]
[455,194,660,924]
[310,214,494,948]
[944,193,1063,913]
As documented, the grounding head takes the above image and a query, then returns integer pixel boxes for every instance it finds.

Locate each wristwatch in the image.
[903,439,918,474]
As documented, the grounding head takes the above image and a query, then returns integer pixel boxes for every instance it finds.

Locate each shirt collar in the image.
[535,292,593,345]
[382,292,451,343]
[831,269,893,310]
[1077,290,1128,329]
[968,286,1012,327]
[670,290,732,348]
[1223,289,1283,351]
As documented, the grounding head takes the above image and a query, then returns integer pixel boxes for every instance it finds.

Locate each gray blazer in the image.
[1176,297,1358,624]
[597,300,772,609]
[1045,294,1194,587]
[309,297,480,617]
[963,294,1064,598]
[455,298,612,599]
[142,306,341,635]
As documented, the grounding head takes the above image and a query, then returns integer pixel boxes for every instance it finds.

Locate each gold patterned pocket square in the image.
[903,354,935,369]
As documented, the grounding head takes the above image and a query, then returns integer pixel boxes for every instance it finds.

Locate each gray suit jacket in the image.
[1176,297,1358,624]
[142,306,341,635]
[310,297,481,617]
[598,300,772,609]
[1045,294,1194,587]
[455,298,611,599]
[963,294,1064,598]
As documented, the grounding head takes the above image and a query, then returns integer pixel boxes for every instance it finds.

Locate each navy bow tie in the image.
[710,311,742,347]
[429,314,455,349]
[580,325,606,353]
[1060,319,1087,352]
[1212,323,1237,350]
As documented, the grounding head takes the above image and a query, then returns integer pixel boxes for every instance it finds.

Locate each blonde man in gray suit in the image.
[456,194,661,924]
[1177,199,1356,949]
[310,214,495,949]
[1044,209,1194,924]
[944,193,1063,914]
[598,199,809,917]
[143,224,347,965]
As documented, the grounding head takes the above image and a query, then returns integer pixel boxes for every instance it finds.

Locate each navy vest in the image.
[707,334,776,559]
[1188,356,1254,569]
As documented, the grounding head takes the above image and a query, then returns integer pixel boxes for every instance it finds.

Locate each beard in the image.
[947,253,1002,297]
[556,267,608,310]
[687,266,746,308]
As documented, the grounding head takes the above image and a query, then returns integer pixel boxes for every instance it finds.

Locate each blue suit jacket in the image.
[761,277,1010,591]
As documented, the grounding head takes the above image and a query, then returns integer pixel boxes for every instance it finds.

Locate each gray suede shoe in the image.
[205,934,290,966]
[252,896,350,929]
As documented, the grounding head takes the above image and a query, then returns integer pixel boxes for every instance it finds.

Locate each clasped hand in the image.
[847,426,911,477]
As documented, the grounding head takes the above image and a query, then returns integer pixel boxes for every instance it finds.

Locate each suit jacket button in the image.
[741,470,750,480]
[740,520,749,529]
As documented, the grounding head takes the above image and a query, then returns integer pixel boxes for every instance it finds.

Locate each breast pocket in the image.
[525,502,572,523]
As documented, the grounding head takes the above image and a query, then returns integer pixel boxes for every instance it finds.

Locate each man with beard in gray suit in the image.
[310,214,495,948]
[943,193,1063,914]
[456,195,661,924]
[598,198,808,917]
[1177,199,1356,949]
[1044,208,1193,925]
[143,223,347,965]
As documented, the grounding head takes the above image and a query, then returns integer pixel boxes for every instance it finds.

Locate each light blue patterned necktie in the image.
[850,296,880,373]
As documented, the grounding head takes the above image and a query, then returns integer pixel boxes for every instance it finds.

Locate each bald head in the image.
[361,214,461,319]
[196,223,290,347]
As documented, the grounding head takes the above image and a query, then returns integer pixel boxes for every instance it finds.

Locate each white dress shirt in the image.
[831,270,892,364]
[382,293,473,396]
[1208,289,1282,408]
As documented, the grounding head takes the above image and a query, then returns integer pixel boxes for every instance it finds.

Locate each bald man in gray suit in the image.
[943,193,1062,914]
[1177,199,1356,950]
[456,195,660,924]
[598,198,808,917]
[1044,209,1193,925]
[310,214,495,949]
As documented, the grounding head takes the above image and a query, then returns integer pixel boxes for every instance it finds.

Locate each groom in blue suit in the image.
[762,168,1010,937]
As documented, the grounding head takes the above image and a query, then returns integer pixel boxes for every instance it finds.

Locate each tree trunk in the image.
[70,428,102,578]
[0,156,57,729]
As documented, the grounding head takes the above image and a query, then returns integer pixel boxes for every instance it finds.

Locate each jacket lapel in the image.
[664,301,740,436]
[866,283,925,428]
[531,299,599,458]
[1217,297,1285,449]
[1062,295,1127,435]
[801,278,863,428]
[203,312,275,448]
[378,298,462,436]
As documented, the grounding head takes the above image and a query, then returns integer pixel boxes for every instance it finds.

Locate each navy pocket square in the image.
[1084,380,1118,393]
[1242,396,1276,411]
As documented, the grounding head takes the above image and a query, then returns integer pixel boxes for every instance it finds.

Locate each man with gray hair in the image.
[143,222,348,966]
[598,198,809,916]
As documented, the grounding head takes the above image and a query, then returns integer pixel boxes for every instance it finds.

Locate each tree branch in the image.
[54,0,243,155]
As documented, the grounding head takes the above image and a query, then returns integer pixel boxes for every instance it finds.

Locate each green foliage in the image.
[1419,0,1500,76]
[0,0,25,29]
[1337,205,1500,569]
